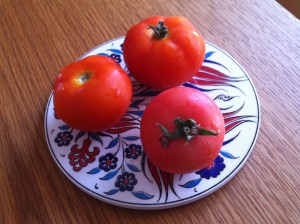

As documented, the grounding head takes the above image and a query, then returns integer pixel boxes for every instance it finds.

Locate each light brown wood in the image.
[1,0,299,223]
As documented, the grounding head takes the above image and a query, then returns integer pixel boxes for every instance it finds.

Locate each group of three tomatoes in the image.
[53,16,225,174]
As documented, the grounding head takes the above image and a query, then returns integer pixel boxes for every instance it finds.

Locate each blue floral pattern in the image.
[99,153,118,172]
[54,131,73,147]
[115,172,137,192]
[196,156,226,179]
[125,144,142,159]
[110,53,121,63]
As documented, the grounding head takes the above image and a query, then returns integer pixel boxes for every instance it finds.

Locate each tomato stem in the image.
[147,21,168,39]
[157,118,219,148]
[78,72,92,83]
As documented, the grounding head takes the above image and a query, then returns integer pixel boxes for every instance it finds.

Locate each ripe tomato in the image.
[123,16,205,89]
[53,55,132,132]
[140,86,225,174]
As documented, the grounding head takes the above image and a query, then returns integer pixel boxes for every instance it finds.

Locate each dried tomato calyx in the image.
[147,21,168,39]
[78,72,92,83]
[157,118,219,148]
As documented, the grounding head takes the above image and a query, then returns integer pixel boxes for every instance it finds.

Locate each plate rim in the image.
[44,37,261,210]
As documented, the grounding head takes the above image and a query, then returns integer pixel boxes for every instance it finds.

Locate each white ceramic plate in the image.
[45,37,260,210]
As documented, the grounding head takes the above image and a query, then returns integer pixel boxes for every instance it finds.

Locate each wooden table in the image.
[1,0,299,223]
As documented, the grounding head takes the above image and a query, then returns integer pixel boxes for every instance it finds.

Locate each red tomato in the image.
[123,16,205,89]
[53,55,132,132]
[140,86,225,174]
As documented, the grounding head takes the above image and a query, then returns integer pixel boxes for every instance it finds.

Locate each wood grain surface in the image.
[1,0,299,223]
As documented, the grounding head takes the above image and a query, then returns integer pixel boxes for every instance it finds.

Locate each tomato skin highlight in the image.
[123,16,205,89]
[53,55,132,132]
[140,86,225,174]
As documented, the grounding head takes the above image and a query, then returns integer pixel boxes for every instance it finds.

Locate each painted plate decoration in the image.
[45,37,260,209]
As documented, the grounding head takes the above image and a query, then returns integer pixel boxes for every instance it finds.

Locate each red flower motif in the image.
[68,138,100,171]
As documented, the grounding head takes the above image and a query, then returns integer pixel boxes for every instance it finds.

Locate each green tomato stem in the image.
[157,118,219,148]
[147,21,168,39]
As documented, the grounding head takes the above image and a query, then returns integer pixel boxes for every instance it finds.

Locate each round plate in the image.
[45,37,260,210]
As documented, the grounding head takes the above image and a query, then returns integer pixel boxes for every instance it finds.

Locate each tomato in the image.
[123,16,205,89]
[53,55,132,132]
[140,86,225,174]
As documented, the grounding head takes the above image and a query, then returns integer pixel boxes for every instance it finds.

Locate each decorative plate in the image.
[45,36,260,210]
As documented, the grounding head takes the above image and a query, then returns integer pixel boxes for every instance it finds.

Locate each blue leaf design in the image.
[89,133,103,145]
[107,49,123,54]
[220,151,239,159]
[104,189,120,195]
[205,51,215,59]
[124,136,140,141]
[214,94,237,102]
[87,167,101,174]
[127,111,144,117]
[98,53,109,56]
[183,82,225,92]
[180,178,202,188]
[59,125,70,130]
[96,132,113,139]
[100,169,119,180]
[105,137,119,149]
[75,131,86,142]
[132,191,154,200]
[220,105,234,111]
[223,131,240,146]
[141,153,152,183]
[204,59,229,71]
[130,99,145,109]
[126,163,141,172]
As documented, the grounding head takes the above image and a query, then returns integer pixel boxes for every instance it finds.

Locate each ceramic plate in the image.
[45,37,260,210]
